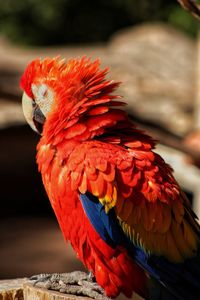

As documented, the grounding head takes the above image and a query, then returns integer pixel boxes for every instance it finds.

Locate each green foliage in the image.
[168,6,199,37]
[0,0,199,46]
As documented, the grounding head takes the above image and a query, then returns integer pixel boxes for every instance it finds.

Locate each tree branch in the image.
[177,0,200,20]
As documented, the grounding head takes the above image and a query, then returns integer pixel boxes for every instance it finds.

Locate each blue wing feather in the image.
[80,193,120,247]
[80,192,200,300]
[80,193,160,278]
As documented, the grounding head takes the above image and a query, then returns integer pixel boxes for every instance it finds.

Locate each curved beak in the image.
[22,92,45,134]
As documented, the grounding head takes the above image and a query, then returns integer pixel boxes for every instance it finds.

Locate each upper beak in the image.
[22,92,45,135]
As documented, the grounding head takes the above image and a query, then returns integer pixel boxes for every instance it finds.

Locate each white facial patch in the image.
[32,83,54,117]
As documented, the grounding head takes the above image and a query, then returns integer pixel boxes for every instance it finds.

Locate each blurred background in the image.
[1,1,200,299]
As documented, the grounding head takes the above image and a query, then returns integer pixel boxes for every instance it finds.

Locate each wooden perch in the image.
[0,278,25,300]
[0,279,91,300]
[177,0,200,20]
[0,279,143,300]
[23,282,90,300]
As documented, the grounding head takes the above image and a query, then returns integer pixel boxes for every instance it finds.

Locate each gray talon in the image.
[29,272,109,299]
[30,273,51,281]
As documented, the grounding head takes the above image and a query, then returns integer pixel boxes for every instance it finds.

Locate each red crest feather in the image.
[20,56,121,105]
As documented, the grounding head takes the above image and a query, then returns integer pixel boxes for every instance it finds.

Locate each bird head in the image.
[20,57,87,134]
[20,56,122,142]
[21,57,60,134]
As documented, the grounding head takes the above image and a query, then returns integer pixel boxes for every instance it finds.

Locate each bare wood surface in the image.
[195,32,200,128]
[0,279,93,300]
[0,279,144,300]
[180,31,200,167]
[0,278,26,300]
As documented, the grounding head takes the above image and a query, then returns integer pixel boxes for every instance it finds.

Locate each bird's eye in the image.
[32,83,48,101]
[38,84,48,99]
[32,101,37,108]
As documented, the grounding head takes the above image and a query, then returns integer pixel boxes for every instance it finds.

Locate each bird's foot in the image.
[30,271,109,299]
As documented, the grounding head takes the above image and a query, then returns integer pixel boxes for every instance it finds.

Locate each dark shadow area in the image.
[0,125,84,280]
[0,125,52,217]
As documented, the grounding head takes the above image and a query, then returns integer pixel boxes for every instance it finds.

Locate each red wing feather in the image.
[66,140,199,263]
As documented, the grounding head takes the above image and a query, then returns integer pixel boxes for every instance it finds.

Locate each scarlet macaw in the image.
[21,57,200,300]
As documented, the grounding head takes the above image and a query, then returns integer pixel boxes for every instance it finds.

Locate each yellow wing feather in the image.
[116,193,199,263]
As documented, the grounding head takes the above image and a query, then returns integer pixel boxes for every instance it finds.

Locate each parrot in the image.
[20,57,200,300]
